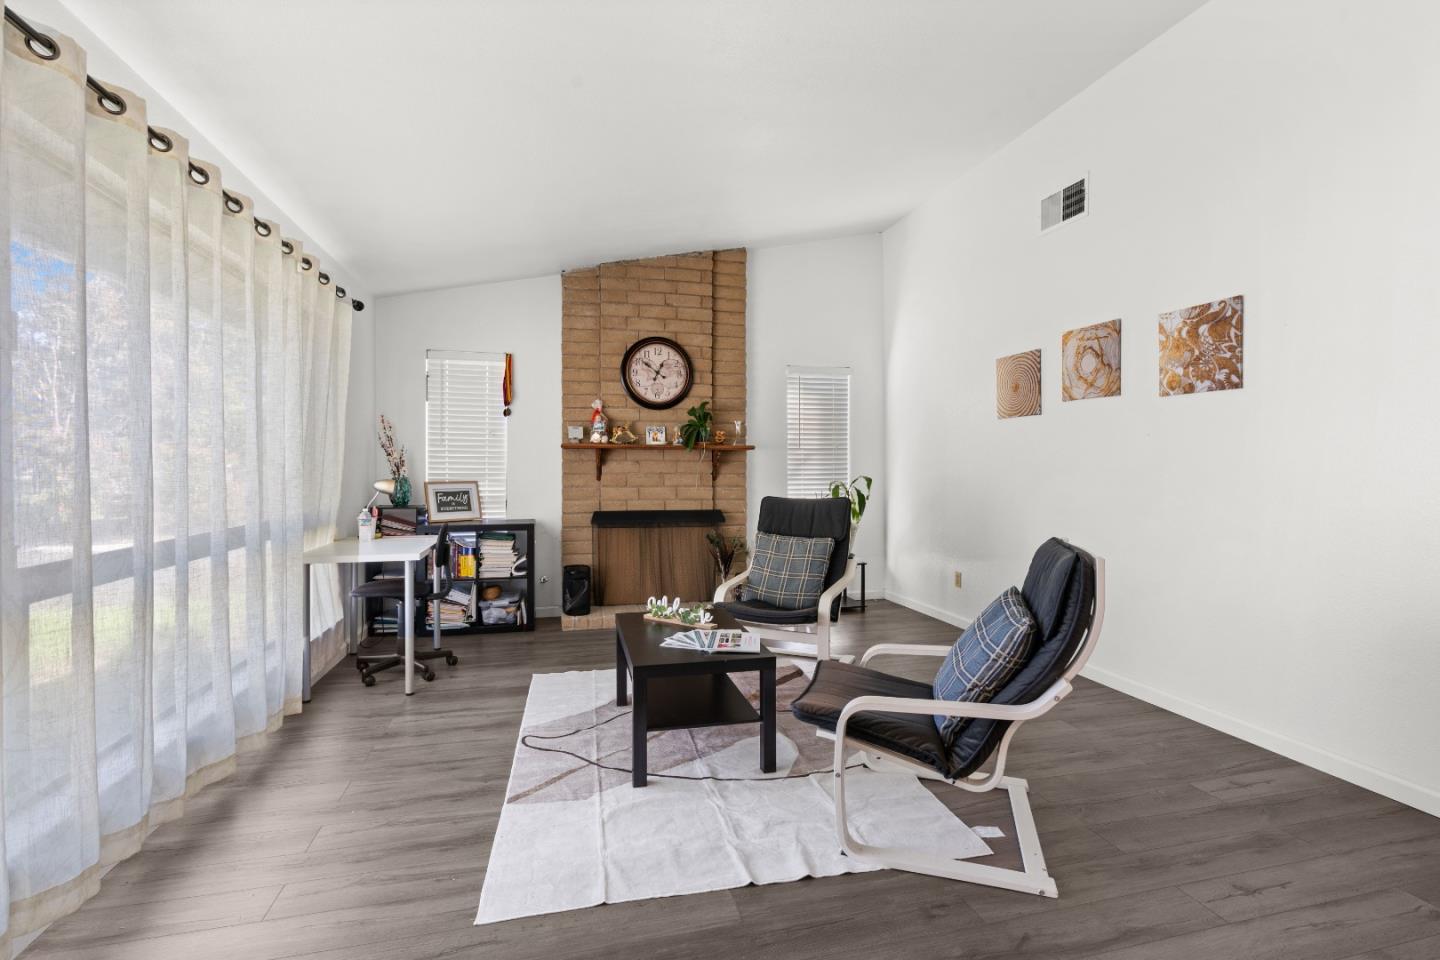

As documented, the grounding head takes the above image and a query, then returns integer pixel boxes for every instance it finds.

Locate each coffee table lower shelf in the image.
[614,611,777,788]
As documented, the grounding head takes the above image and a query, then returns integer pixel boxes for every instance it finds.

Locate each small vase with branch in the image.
[706,530,746,583]
[377,413,410,506]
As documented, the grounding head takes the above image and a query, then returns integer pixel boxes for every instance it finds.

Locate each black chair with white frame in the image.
[349,524,461,686]
[790,537,1104,897]
[713,496,858,661]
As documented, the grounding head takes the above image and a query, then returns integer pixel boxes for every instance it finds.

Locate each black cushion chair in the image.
[791,538,1104,897]
[712,496,858,660]
[350,524,460,686]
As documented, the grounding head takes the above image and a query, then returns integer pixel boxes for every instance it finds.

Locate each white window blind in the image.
[786,365,851,498]
[426,349,507,518]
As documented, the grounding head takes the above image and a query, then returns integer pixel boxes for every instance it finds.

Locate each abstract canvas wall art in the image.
[1061,319,1121,401]
[1158,295,1244,396]
[996,349,1042,419]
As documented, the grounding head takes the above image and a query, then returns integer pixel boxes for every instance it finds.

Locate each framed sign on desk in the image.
[425,480,482,522]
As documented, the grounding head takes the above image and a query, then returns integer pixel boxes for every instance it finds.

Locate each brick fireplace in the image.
[561,249,747,629]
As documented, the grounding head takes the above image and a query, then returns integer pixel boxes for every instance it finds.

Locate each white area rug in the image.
[475,665,991,924]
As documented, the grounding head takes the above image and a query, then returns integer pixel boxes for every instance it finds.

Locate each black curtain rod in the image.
[4,5,364,312]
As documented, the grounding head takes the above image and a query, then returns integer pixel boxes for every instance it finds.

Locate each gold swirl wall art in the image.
[1158,295,1244,396]
[996,349,1042,419]
[1061,319,1122,401]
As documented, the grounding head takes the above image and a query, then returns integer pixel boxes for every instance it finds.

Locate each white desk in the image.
[302,536,439,698]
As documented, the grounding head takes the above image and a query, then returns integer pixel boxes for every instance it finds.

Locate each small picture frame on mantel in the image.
[644,425,667,445]
[424,480,482,522]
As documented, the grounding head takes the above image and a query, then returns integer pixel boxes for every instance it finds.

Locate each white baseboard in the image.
[884,590,973,630]
[1083,664,1440,818]
[886,592,1440,816]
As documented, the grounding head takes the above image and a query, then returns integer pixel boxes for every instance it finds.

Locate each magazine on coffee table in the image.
[660,628,761,654]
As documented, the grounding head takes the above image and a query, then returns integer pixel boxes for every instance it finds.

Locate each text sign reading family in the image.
[435,489,474,513]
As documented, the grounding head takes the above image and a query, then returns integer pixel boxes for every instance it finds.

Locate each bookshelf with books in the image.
[359,508,536,636]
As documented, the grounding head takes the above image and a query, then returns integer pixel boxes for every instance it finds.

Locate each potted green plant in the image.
[829,474,873,548]
[678,400,714,451]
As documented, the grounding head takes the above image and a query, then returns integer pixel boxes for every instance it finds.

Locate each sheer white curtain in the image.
[0,18,352,952]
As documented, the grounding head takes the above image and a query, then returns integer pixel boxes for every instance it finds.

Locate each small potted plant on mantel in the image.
[678,400,714,450]
[828,474,873,551]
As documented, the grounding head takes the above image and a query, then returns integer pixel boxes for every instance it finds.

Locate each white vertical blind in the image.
[786,366,851,498]
[426,350,508,518]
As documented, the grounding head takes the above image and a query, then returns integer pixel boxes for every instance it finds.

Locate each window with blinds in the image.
[425,350,507,518]
[786,366,851,498]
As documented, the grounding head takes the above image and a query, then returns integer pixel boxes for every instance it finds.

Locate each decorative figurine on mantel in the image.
[589,398,609,444]
[610,422,638,444]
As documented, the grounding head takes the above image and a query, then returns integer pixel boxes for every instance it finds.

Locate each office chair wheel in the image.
[423,669,436,682]
[362,672,376,687]
[445,654,459,666]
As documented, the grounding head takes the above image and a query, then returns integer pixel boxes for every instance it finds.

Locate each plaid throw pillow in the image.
[932,587,1036,746]
[741,532,834,610]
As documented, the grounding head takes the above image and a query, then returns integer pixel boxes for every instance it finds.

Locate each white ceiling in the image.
[60,0,1207,296]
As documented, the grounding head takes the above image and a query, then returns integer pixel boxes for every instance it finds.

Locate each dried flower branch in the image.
[378,413,408,478]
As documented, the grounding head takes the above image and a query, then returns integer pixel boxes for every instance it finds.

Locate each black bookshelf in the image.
[362,505,537,636]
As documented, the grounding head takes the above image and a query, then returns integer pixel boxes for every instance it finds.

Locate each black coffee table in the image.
[614,610,776,788]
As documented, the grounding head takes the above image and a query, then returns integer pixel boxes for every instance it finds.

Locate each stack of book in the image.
[428,582,476,630]
[377,512,417,537]
[452,540,478,578]
[478,531,519,577]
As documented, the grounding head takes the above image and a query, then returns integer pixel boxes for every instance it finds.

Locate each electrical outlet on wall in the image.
[953,571,962,589]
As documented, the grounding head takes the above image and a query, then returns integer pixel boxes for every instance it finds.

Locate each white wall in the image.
[883,0,1440,813]
[372,277,564,615]
[748,235,887,594]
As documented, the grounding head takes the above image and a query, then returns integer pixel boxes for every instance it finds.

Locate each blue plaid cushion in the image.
[932,587,1036,745]
[741,532,834,610]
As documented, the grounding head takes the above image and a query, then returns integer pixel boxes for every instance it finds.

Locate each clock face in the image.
[622,337,693,409]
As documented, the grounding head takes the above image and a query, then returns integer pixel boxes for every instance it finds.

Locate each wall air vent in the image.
[1040,175,1088,233]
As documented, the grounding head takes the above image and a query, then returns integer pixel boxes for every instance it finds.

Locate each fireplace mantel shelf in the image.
[561,442,754,482]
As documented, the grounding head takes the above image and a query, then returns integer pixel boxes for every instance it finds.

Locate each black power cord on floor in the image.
[519,710,863,783]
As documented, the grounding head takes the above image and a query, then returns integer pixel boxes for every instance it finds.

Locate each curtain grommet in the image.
[281,240,295,255]
[188,163,210,185]
[335,286,347,299]
[25,33,58,60]
[97,90,126,115]
[352,300,366,312]
[148,129,173,152]
[254,219,272,238]
[301,257,314,271]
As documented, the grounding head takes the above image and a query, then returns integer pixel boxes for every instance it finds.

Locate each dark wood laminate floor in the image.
[25,602,1440,960]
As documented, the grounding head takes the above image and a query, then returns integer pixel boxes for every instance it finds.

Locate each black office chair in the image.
[350,524,460,687]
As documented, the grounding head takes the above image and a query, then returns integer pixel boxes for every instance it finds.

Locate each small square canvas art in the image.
[1159,295,1244,396]
[996,349,1042,419]
[1061,319,1121,401]
[644,425,666,445]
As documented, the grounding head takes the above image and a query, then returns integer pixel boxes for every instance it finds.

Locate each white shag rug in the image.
[475,665,991,924]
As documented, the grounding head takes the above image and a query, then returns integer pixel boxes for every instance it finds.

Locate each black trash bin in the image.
[562,564,591,616]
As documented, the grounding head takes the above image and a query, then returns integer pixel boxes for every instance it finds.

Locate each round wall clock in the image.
[621,336,693,409]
